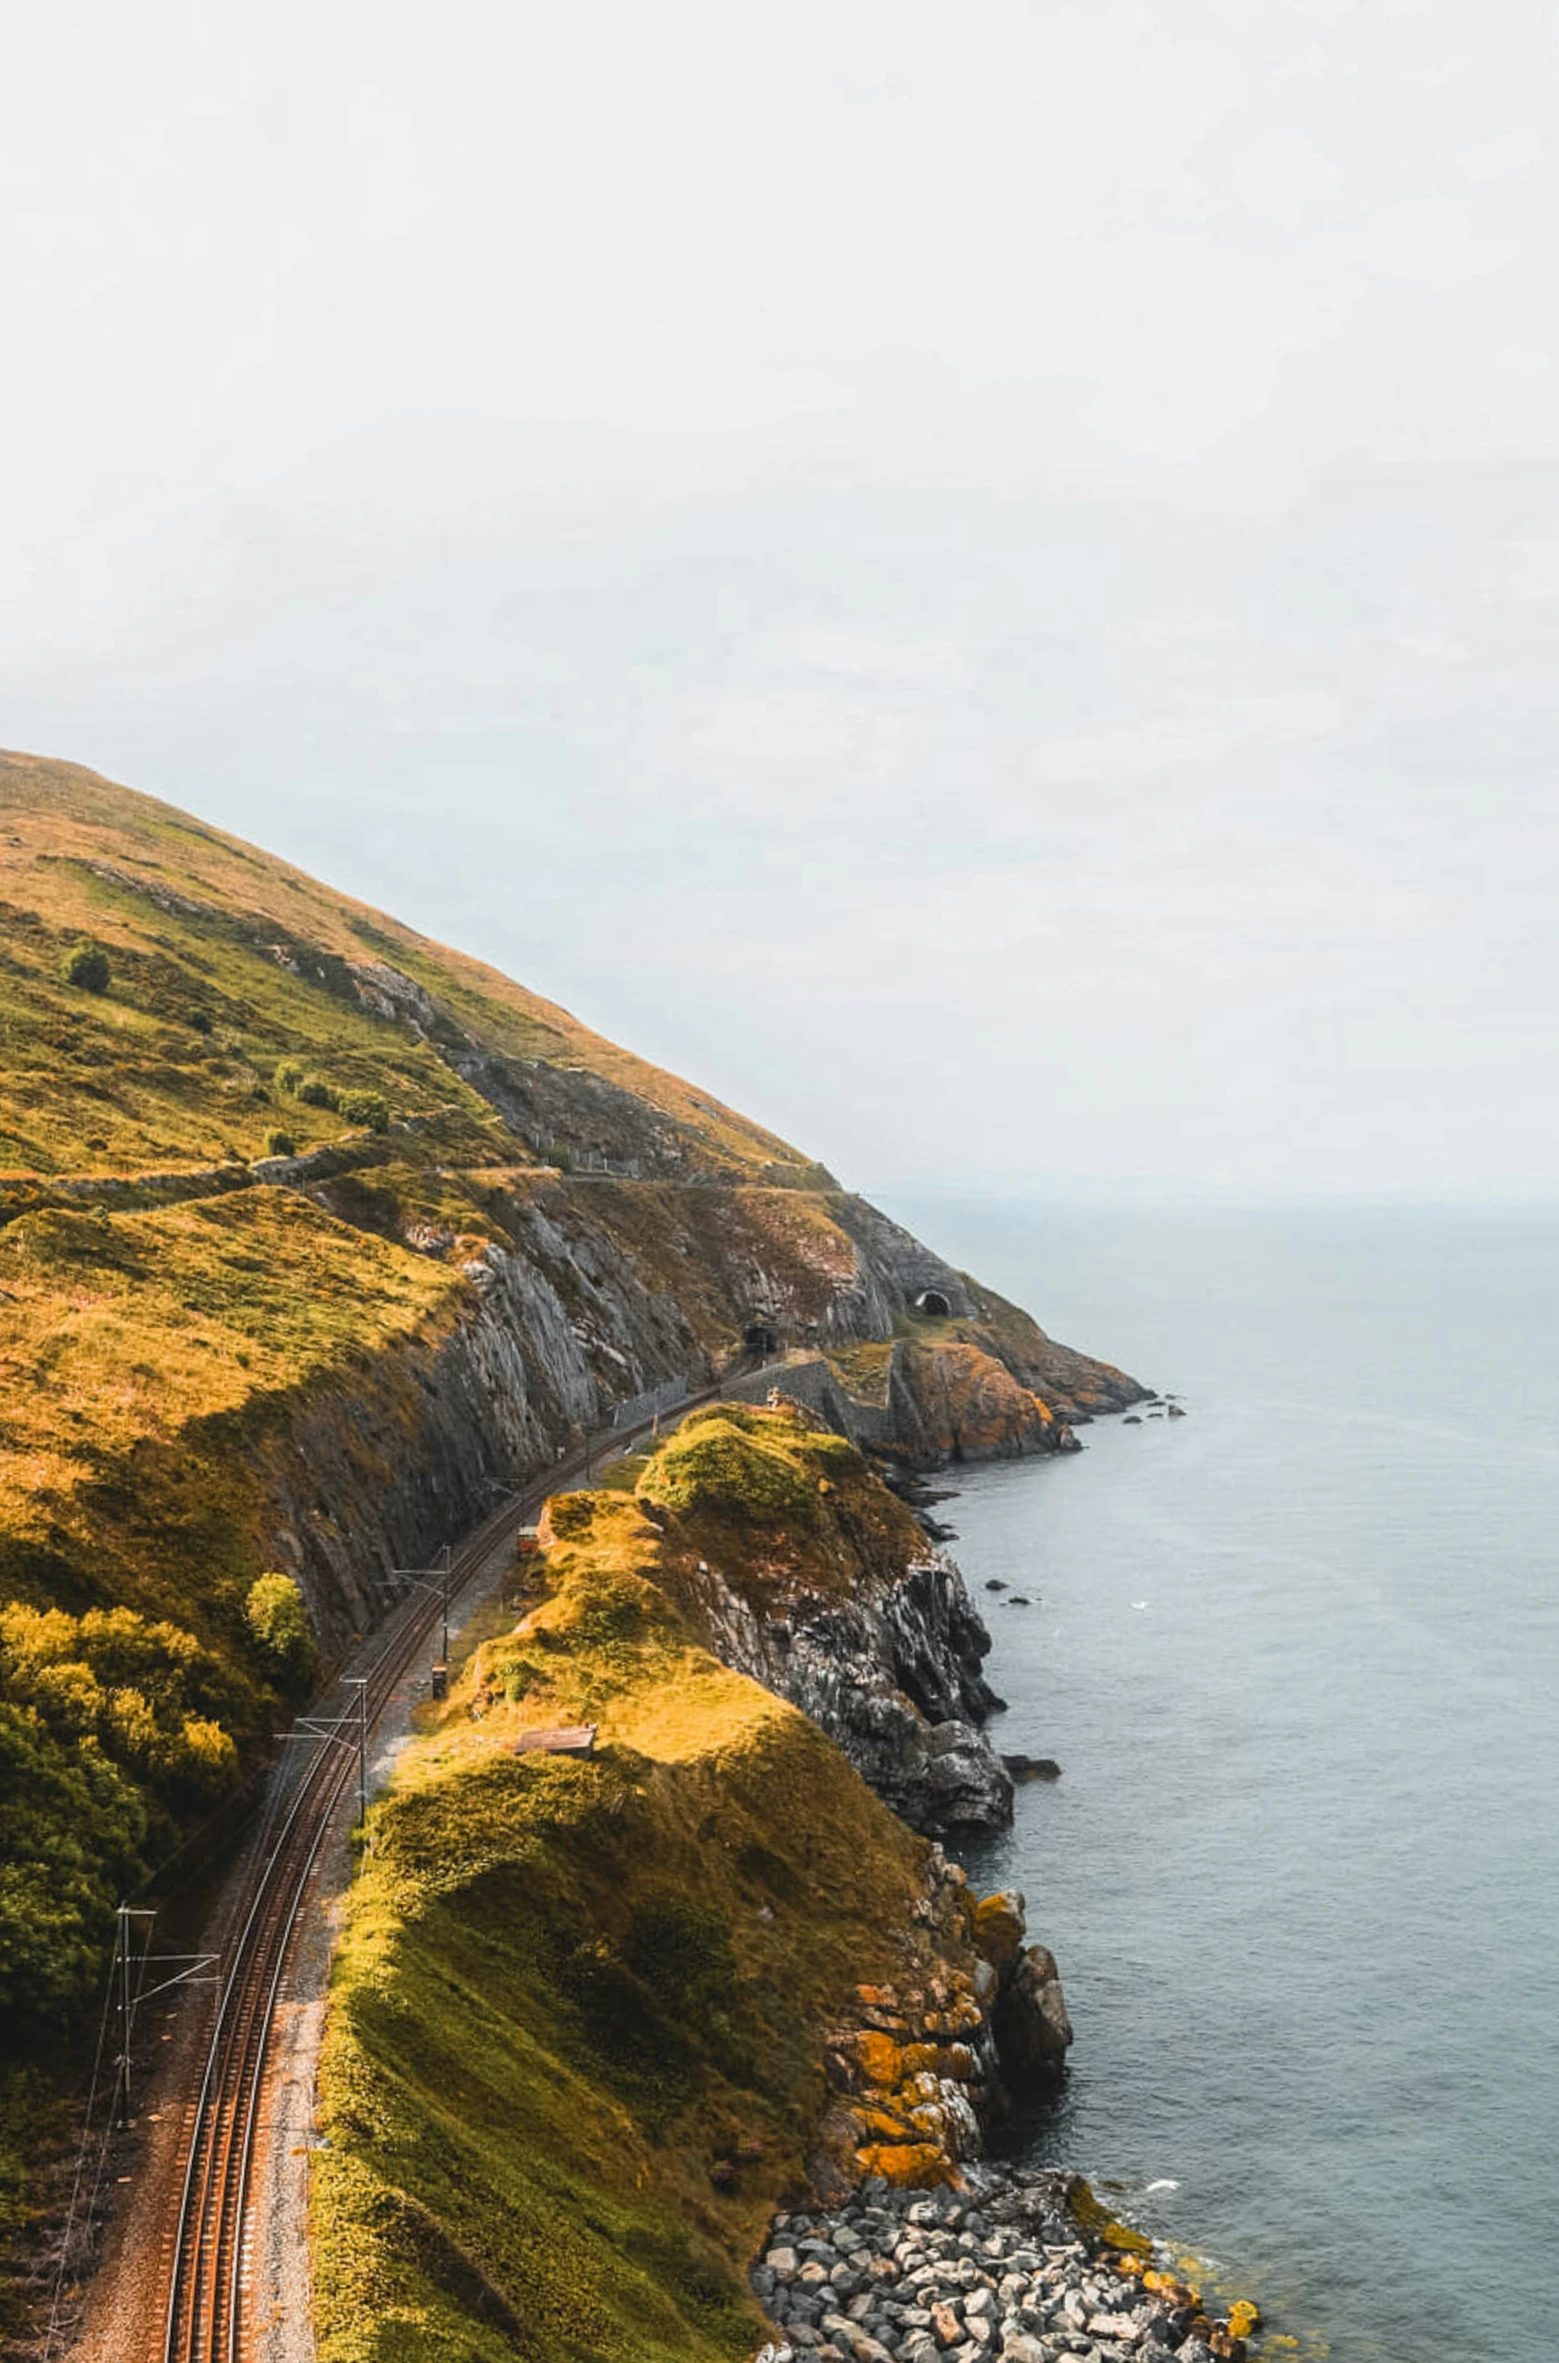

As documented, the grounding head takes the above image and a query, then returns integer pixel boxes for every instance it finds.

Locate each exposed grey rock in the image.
[993,1946,1074,2086]
[671,1540,1013,1835]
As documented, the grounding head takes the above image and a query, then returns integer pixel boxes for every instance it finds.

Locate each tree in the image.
[0,1701,146,2028]
[63,944,110,993]
[245,1573,317,1689]
[337,1089,389,1132]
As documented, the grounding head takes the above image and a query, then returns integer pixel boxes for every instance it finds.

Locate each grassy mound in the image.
[637,1403,927,1609]
[314,1462,931,2363]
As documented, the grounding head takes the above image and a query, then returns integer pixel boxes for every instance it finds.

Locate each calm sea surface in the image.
[879,1197,1559,2363]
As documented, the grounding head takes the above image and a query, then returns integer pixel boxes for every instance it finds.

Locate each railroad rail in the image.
[158,1370,750,2363]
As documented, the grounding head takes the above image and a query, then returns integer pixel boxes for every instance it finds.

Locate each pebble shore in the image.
[751,2167,1259,2363]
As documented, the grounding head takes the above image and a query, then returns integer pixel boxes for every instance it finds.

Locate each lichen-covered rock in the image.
[970,1891,1027,1974]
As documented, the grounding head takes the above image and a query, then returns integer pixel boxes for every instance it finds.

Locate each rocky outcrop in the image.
[994,1942,1074,2087]
[722,1345,1077,1469]
[812,1868,1072,2201]
[658,1435,1013,1840]
[827,1199,1146,1423]
[673,1556,1012,1835]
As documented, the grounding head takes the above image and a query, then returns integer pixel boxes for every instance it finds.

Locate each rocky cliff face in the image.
[811,1869,1073,2199]
[249,1170,1139,1663]
[640,1404,1013,1837]
[667,1540,1012,1837]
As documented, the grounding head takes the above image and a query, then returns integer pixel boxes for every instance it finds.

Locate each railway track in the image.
[157,1374,747,2363]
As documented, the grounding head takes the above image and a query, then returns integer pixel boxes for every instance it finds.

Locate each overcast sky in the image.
[4,1,1558,1198]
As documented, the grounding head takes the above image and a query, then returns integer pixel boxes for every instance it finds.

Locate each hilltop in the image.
[0,750,819,1186]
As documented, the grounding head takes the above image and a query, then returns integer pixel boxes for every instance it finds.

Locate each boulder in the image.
[993,1944,1073,2086]
[971,1890,1027,1972]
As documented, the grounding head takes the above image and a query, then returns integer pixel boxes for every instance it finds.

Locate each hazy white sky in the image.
[5,0,1559,1196]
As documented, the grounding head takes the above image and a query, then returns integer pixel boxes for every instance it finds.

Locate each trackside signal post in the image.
[390,1544,453,1691]
[284,1676,369,1825]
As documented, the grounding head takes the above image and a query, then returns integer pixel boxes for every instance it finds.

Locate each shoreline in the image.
[749,2165,1263,2363]
[735,1426,1284,2363]
[872,1437,1305,2363]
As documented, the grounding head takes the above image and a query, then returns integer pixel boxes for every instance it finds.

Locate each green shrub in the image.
[62,944,110,993]
[274,1059,304,1093]
[245,1573,317,1688]
[296,1075,338,1110]
[264,1129,297,1157]
[0,1702,146,2026]
[337,1089,389,1133]
[0,1601,253,2032]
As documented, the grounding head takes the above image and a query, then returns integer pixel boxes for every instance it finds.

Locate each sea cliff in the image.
[311,1404,1265,2363]
[0,755,1147,2349]
[311,1407,1073,2363]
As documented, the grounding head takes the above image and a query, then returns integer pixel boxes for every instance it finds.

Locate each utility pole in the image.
[389,1544,453,1687]
[118,1904,132,2130]
[284,1683,371,1827]
[114,1906,156,2129]
[346,1678,368,1827]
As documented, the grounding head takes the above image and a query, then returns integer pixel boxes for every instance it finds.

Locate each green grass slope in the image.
[314,1427,937,2363]
[0,750,815,1183]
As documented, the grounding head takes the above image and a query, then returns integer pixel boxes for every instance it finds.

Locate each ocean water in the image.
[880,1197,1559,2363]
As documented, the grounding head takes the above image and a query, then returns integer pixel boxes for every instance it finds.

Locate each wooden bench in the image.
[511,1724,597,1758]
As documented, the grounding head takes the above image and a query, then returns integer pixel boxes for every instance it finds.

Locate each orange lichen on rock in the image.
[854,2141,955,2189]
[1144,2268,1202,2307]
[848,2029,904,2086]
[895,1337,1060,1459]
[971,1889,1027,1971]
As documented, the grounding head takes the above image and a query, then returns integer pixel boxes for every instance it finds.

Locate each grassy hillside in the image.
[0,751,815,1183]
[313,1416,945,2363]
[0,757,832,2034]
[0,755,1128,2320]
